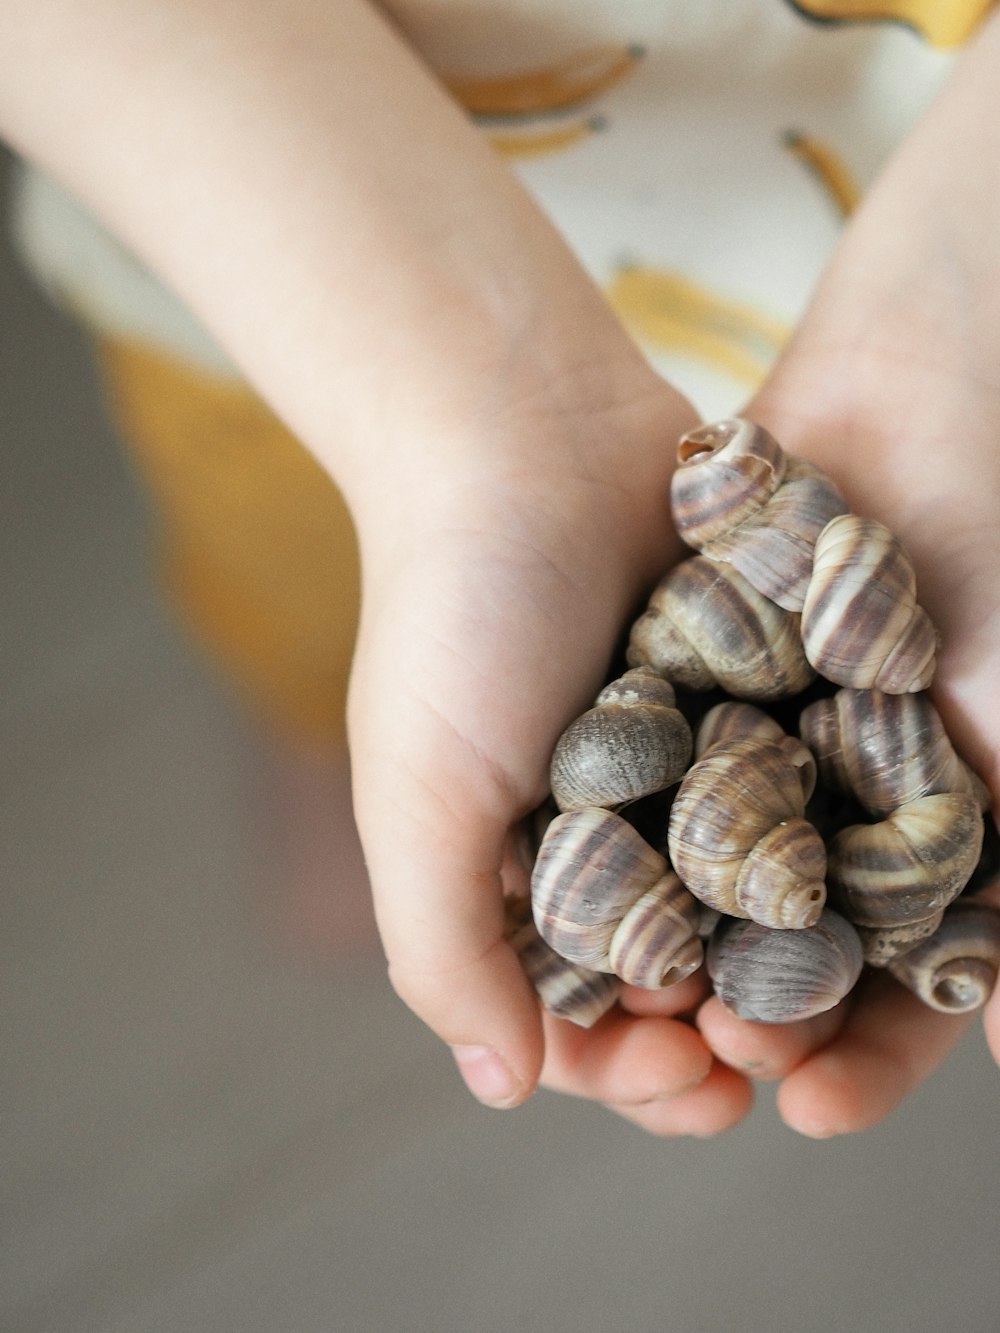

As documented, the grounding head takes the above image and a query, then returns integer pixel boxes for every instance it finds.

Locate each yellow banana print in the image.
[785,0,994,48]
[444,44,645,117]
[489,117,605,159]
[783,130,861,217]
[608,266,790,387]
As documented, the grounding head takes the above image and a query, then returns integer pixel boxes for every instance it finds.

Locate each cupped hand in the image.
[695,220,1000,1135]
[345,378,753,1130]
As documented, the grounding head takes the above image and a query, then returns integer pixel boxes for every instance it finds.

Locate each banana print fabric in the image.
[9,0,992,740]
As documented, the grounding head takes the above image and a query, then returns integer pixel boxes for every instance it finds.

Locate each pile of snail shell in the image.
[512,418,1000,1029]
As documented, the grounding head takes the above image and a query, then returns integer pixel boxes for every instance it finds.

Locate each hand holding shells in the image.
[514,416,998,1034]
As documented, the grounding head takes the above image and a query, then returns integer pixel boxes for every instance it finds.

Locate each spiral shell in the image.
[505,899,622,1028]
[706,909,864,1023]
[667,734,827,928]
[550,668,692,813]
[700,459,849,611]
[800,687,986,817]
[695,701,817,802]
[887,899,1000,1014]
[801,515,938,693]
[627,557,814,701]
[827,791,984,931]
[530,807,703,985]
[671,418,786,547]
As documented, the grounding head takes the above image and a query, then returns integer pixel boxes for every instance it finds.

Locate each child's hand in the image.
[346,382,754,1130]
[693,29,1000,1126]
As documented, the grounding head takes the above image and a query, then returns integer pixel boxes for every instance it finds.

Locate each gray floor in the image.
[3,147,1000,1333]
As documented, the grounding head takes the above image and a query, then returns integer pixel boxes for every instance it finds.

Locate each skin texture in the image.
[3,0,999,1134]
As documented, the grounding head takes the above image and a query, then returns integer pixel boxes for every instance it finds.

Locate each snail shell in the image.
[667,734,827,929]
[695,701,817,802]
[801,515,938,693]
[627,556,814,701]
[671,418,786,548]
[505,898,622,1028]
[827,791,984,930]
[531,807,703,985]
[550,668,692,813]
[853,912,945,968]
[706,909,864,1023]
[800,687,987,818]
[697,458,849,612]
[887,899,1000,1014]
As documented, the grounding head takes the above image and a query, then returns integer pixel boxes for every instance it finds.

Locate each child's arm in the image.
[695,9,1000,1135]
[1,0,753,1127]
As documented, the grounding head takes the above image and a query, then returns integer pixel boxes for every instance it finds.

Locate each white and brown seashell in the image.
[696,458,848,611]
[800,515,938,693]
[695,701,817,802]
[550,667,692,813]
[627,556,814,702]
[706,909,864,1023]
[887,899,1000,1014]
[671,418,786,548]
[667,734,827,929]
[530,807,703,986]
[505,898,622,1027]
[827,791,984,934]
[800,687,988,818]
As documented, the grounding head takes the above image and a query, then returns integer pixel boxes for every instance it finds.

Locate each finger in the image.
[539,1007,714,1106]
[776,969,977,1137]
[618,969,712,1019]
[696,993,850,1081]
[608,1061,754,1137]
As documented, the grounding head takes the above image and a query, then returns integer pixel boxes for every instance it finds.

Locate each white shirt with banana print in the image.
[12,0,992,418]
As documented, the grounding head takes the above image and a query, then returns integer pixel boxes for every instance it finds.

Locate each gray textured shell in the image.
[707,909,864,1023]
[550,667,692,813]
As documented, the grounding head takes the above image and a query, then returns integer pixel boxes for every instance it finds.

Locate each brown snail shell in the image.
[505,898,622,1028]
[887,899,1000,1014]
[695,701,817,802]
[627,556,814,702]
[706,909,864,1023]
[550,667,692,813]
[530,807,703,984]
[827,791,984,931]
[671,418,786,548]
[696,458,848,612]
[800,687,988,818]
[667,734,827,929]
[801,515,938,693]
[606,870,705,988]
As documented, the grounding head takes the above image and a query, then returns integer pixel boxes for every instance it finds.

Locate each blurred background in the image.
[3,143,1000,1333]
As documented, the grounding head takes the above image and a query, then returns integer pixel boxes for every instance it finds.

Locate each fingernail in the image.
[451,1044,520,1108]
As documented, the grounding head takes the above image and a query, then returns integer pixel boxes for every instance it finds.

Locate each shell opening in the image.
[677,420,738,463]
[930,959,995,1013]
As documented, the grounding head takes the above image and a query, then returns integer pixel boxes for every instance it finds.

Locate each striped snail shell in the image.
[627,556,814,702]
[530,807,703,988]
[549,667,692,813]
[827,792,984,947]
[694,458,849,612]
[887,899,1000,1014]
[801,515,938,693]
[671,418,787,548]
[695,700,817,802]
[505,897,622,1028]
[706,909,864,1023]
[667,734,827,929]
[800,687,989,818]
